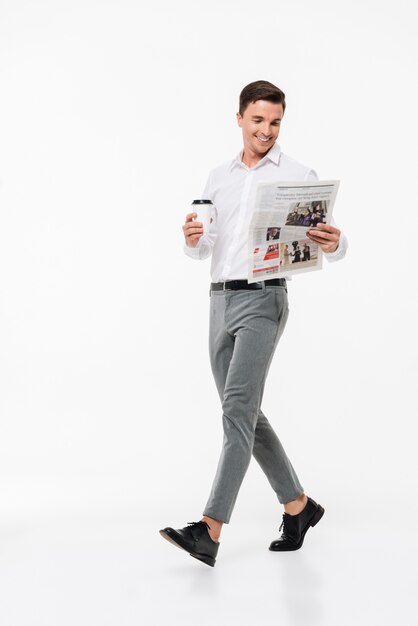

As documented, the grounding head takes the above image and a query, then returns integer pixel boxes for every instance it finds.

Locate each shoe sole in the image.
[269,504,325,552]
[159,530,216,567]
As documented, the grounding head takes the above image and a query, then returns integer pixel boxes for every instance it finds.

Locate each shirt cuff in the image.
[184,241,202,259]
[324,232,348,262]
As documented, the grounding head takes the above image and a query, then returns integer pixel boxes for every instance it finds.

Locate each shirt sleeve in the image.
[304,168,348,263]
[183,171,218,261]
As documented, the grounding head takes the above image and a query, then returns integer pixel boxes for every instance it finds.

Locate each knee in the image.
[221,399,258,447]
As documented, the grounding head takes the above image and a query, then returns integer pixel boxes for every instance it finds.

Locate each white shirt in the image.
[184,142,348,281]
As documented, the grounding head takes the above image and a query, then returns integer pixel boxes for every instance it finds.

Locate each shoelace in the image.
[187,521,208,528]
[186,521,211,540]
[279,513,288,536]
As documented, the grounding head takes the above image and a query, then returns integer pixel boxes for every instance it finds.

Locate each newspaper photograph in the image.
[247,180,340,283]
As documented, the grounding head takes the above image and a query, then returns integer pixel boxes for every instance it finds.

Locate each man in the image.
[292,241,302,263]
[159,80,347,567]
[267,227,280,240]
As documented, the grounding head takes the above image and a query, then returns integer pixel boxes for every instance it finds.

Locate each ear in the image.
[236,111,243,128]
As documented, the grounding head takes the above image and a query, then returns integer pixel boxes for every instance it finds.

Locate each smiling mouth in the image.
[255,135,271,143]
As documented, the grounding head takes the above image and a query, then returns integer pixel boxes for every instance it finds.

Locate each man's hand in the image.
[306,223,340,253]
[183,212,204,248]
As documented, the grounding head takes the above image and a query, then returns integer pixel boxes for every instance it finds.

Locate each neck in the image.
[241,144,272,168]
[241,150,262,168]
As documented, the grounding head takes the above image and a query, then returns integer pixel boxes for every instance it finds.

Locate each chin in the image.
[253,142,270,153]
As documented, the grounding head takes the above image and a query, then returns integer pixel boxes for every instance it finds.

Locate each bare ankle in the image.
[284,493,308,516]
[201,515,223,542]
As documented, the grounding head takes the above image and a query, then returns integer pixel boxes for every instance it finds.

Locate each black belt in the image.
[211,278,286,291]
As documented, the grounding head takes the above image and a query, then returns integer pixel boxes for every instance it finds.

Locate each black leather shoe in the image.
[159,520,220,567]
[269,496,325,551]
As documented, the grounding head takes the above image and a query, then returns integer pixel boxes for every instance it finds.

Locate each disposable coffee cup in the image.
[192,199,214,234]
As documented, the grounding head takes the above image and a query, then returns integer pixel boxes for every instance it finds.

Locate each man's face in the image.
[237,100,283,158]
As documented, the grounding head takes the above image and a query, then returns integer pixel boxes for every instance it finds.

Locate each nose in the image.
[260,123,271,136]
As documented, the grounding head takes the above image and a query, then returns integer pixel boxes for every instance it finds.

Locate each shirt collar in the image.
[230,142,281,171]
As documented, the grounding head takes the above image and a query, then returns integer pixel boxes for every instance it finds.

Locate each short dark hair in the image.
[239,80,286,116]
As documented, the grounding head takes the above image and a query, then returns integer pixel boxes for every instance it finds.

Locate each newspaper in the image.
[247,180,340,283]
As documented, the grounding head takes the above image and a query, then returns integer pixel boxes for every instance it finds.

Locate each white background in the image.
[1,1,417,625]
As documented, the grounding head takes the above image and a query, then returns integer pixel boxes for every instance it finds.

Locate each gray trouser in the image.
[202,282,304,524]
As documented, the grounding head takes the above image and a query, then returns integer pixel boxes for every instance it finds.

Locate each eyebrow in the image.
[251,115,282,121]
